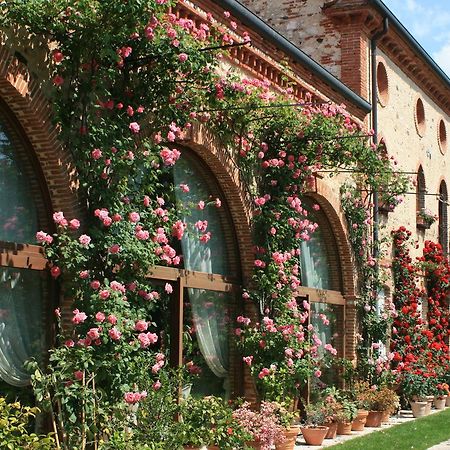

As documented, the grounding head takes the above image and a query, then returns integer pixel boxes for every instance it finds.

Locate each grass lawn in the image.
[326,408,450,450]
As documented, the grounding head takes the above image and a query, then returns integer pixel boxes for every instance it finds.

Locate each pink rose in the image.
[69,218,80,230]
[109,327,122,341]
[91,148,102,160]
[36,231,53,244]
[128,212,140,223]
[153,380,162,390]
[138,332,158,348]
[79,270,89,279]
[90,280,100,290]
[129,122,140,133]
[165,283,173,294]
[109,244,121,254]
[79,234,91,246]
[53,211,67,226]
[134,320,148,332]
[108,314,118,325]
[110,281,125,293]
[178,53,188,62]
[72,309,87,324]
[99,290,110,300]
[95,312,106,322]
[87,328,101,340]
[124,392,141,404]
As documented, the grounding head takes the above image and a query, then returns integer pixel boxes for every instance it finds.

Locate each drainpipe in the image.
[371,17,389,263]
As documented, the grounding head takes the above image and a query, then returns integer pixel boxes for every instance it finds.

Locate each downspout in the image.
[371,17,389,264]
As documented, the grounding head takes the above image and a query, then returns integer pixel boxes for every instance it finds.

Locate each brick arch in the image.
[0,49,81,223]
[182,123,254,285]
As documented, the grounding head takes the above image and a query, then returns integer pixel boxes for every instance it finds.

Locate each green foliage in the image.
[0,398,55,450]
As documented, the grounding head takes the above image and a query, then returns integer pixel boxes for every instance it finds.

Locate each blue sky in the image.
[383,0,450,76]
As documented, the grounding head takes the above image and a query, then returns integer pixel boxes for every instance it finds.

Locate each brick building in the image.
[0,0,447,400]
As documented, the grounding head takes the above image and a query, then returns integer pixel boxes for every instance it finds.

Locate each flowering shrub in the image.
[232,401,285,450]
[3,0,412,446]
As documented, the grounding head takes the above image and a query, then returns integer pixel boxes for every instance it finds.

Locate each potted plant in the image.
[335,398,358,435]
[272,402,300,450]
[400,370,433,417]
[417,208,437,229]
[321,393,341,439]
[433,383,449,410]
[365,386,399,427]
[233,401,286,450]
[300,402,329,446]
[350,381,371,431]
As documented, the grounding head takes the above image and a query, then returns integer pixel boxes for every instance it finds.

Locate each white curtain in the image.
[173,157,229,385]
[0,268,43,386]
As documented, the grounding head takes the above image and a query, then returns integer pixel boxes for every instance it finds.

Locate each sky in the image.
[382,0,450,77]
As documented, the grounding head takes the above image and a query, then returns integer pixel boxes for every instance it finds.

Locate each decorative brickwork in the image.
[0,47,81,222]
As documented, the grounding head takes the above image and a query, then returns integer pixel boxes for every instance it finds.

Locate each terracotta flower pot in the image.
[246,441,262,449]
[325,421,338,439]
[410,400,428,418]
[381,410,391,424]
[300,426,329,446]
[336,421,352,435]
[275,426,300,450]
[434,396,446,410]
[365,410,383,427]
[351,409,369,431]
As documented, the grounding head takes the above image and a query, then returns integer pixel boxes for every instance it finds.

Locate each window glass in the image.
[0,124,38,243]
[173,155,230,276]
[184,288,231,398]
[0,267,46,386]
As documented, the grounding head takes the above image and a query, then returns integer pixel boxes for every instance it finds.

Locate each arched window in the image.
[0,106,49,391]
[439,181,448,255]
[416,166,426,214]
[298,198,344,365]
[148,150,240,398]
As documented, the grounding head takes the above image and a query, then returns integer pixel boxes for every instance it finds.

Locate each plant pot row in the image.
[410,395,450,418]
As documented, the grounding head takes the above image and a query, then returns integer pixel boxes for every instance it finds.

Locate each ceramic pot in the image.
[426,396,434,415]
[446,395,450,407]
[365,411,383,427]
[325,421,338,439]
[300,426,329,446]
[337,421,352,435]
[381,410,391,424]
[246,441,262,449]
[275,426,300,450]
[410,400,428,418]
[351,409,369,431]
[434,397,446,410]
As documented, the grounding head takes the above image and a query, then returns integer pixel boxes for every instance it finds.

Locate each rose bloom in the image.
[95,312,106,322]
[108,314,118,325]
[90,280,100,290]
[165,283,173,294]
[36,231,53,244]
[87,328,101,340]
[178,53,188,62]
[99,290,110,300]
[153,380,162,391]
[109,327,122,341]
[109,244,121,254]
[138,332,158,348]
[72,309,87,324]
[134,320,148,332]
[128,211,140,223]
[129,122,140,133]
[52,50,64,63]
[50,266,61,278]
[74,370,83,381]
[91,148,102,160]
[79,270,89,279]
[79,234,91,246]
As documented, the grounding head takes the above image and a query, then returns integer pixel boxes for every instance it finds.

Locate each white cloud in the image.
[433,42,450,76]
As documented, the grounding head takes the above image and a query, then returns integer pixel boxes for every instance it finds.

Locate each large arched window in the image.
[298,198,344,363]
[0,106,49,392]
[439,181,448,255]
[148,150,241,398]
